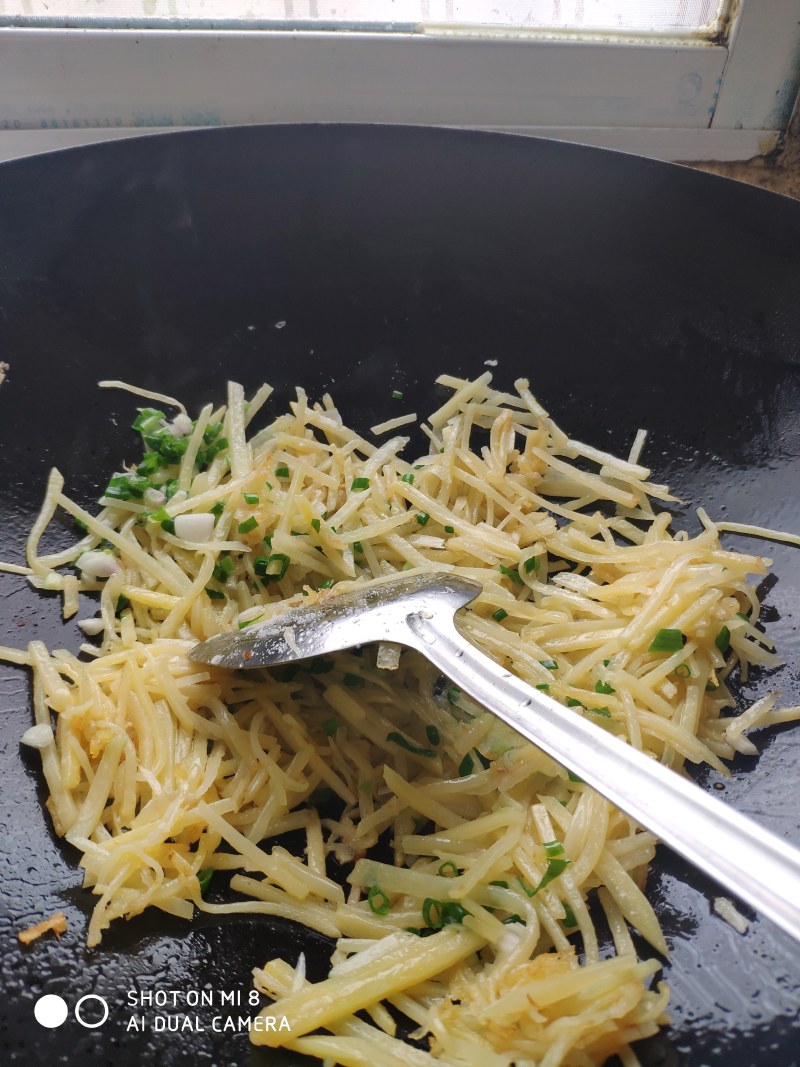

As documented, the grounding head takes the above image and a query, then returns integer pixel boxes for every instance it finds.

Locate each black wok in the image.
[0,124,799,1066]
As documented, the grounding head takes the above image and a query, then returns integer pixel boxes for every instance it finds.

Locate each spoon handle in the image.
[406,609,800,945]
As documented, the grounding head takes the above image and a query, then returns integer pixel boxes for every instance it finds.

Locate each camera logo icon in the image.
[34,993,109,1029]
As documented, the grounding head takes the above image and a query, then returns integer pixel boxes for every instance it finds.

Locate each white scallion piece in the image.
[21,723,55,749]
[77,551,121,580]
[713,897,750,935]
[174,513,215,543]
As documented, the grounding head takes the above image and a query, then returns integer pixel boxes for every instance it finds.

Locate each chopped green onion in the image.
[518,858,570,897]
[367,886,392,915]
[736,610,750,621]
[275,466,290,478]
[567,771,583,783]
[649,628,685,654]
[566,698,584,708]
[143,428,189,464]
[715,625,731,654]
[595,680,615,695]
[391,389,404,400]
[205,587,226,600]
[197,436,228,468]
[243,492,259,505]
[386,731,437,758]
[133,407,165,433]
[238,615,264,629]
[416,513,430,526]
[237,516,258,534]
[203,422,223,444]
[343,673,363,687]
[524,556,539,574]
[492,608,508,623]
[422,898,468,930]
[104,472,151,501]
[447,686,461,704]
[438,861,458,878]
[255,553,290,581]
[115,595,131,615]
[589,706,611,718]
[353,541,363,553]
[311,518,321,533]
[351,477,370,491]
[674,663,691,679]
[197,868,214,895]
[499,564,523,585]
[540,659,558,671]
[318,578,334,589]
[265,481,273,491]
[426,724,440,746]
[502,914,525,925]
[535,683,550,691]
[212,555,234,582]
[543,840,565,857]
[562,903,578,927]
[73,517,88,532]
[136,452,160,476]
[603,658,611,666]
[323,718,340,736]
[401,473,414,484]
[210,501,225,518]
[444,525,455,534]
[458,753,474,777]
[706,680,720,692]
[489,880,508,889]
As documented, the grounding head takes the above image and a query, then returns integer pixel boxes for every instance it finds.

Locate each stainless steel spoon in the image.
[190,572,800,944]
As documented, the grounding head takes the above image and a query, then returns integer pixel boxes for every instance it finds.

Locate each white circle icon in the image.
[34,994,69,1028]
[74,994,109,1029]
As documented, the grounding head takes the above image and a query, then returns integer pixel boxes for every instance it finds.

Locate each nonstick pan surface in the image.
[0,125,799,1067]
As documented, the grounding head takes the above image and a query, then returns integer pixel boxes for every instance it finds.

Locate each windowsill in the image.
[689,108,800,198]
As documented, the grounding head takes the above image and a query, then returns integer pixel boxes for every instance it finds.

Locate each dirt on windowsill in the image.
[686,110,800,199]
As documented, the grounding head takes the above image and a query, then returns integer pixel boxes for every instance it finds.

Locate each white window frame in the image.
[0,0,797,163]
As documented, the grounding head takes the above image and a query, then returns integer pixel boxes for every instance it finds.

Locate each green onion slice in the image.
[648,628,685,653]
[367,886,391,915]
[386,731,437,757]
[499,564,524,585]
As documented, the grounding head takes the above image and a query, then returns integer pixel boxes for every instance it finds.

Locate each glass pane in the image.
[3,1,727,34]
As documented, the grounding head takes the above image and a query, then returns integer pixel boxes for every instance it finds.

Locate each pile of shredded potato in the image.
[3,372,799,1067]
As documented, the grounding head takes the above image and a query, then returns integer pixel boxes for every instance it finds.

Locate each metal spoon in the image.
[190,572,800,944]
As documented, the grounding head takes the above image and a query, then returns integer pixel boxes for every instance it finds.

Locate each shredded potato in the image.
[18,911,68,945]
[2,373,799,1066]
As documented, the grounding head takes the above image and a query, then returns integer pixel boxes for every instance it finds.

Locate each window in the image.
[0,1,730,33]
[0,0,796,164]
